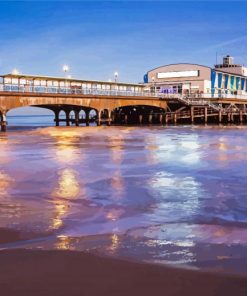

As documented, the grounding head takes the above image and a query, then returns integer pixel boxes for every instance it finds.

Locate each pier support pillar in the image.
[159,114,163,125]
[148,114,153,124]
[204,107,208,124]
[231,112,234,122]
[124,114,128,124]
[97,110,101,126]
[227,112,231,123]
[139,114,143,125]
[66,111,70,126]
[0,111,7,132]
[165,114,169,124]
[107,110,111,126]
[54,110,59,126]
[75,111,79,127]
[219,110,222,123]
[191,106,194,124]
[111,112,116,124]
[174,113,177,124]
[240,110,243,123]
[85,110,90,126]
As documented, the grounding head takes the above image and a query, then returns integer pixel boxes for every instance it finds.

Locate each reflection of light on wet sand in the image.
[51,169,81,230]
[51,203,68,229]
[108,233,120,253]
[55,235,75,250]
[108,134,124,164]
[0,137,12,164]
[0,171,13,197]
[149,133,202,165]
[111,170,124,200]
[55,136,81,163]
[149,172,201,218]
[54,169,80,199]
[43,129,81,164]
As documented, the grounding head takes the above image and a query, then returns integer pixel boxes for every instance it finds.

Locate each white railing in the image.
[0,83,163,98]
[1,84,247,103]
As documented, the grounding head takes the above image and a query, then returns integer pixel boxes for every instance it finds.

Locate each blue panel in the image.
[236,77,240,90]
[211,70,216,95]
[218,73,222,88]
[230,76,235,90]
[241,78,245,90]
[225,74,229,89]
[143,74,148,83]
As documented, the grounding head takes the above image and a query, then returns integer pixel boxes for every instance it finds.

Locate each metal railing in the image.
[1,84,247,103]
[0,83,164,98]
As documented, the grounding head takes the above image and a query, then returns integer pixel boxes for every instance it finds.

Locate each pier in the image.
[1,73,247,131]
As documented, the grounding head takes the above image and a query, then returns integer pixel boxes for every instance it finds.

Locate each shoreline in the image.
[0,249,247,296]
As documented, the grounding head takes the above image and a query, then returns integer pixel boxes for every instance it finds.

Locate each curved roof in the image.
[147,63,212,73]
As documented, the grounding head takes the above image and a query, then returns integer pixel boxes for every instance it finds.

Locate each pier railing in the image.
[1,84,247,102]
[0,83,161,98]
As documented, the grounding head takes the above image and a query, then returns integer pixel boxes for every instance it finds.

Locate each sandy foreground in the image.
[0,249,246,296]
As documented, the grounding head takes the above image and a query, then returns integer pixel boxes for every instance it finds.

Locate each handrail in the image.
[1,84,247,103]
[0,83,160,98]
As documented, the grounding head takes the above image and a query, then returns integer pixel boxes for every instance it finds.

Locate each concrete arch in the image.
[0,93,166,114]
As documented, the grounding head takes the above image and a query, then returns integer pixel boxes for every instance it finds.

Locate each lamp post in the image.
[63,64,70,93]
[114,71,118,83]
[12,68,20,75]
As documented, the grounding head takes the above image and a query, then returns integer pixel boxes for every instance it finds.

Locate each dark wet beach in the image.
[1,119,247,276]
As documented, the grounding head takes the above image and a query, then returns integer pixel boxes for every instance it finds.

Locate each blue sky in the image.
[1,1,247,115]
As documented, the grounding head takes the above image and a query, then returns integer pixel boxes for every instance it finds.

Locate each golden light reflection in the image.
[55,235,75,250]
[107,233,120,253]
[0,137,12,165]
[0,171,13,197]
[51,169,81,230]
[44,129,82,164]
[51,202,68,229]
[55,140,80,164]
[54,169,80,199]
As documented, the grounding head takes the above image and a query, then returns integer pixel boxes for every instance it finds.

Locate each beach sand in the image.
[0,249,247,296]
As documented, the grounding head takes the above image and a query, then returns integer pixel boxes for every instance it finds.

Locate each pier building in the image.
[144,55,247,97]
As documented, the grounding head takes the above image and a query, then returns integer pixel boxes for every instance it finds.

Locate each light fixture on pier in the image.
[114,71,118,83]
[63,64,70,74]
[12,68,20,75]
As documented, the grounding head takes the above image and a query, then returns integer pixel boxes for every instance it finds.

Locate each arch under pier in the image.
[0,92,167,131]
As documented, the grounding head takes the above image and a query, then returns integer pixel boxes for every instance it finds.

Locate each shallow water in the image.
[1,116,247,275]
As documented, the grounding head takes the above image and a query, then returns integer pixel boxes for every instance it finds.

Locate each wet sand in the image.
[0,248,247,296]
[2,124,247,294]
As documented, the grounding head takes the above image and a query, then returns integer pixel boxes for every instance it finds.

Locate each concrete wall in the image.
[146,64,212,93]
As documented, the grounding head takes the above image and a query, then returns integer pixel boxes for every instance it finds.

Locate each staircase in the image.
[176,95,222,112]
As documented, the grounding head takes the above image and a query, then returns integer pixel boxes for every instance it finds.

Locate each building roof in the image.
[0,73,143,87]
[146,63,212,73]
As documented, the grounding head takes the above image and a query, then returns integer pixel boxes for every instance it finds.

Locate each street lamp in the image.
[114,71,118,83]
[62,64,70,93]
[12,68,20,75]
[63,64,69,75]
